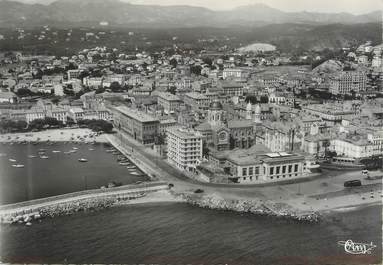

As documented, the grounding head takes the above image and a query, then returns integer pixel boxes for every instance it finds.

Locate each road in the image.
[107,132,383,213]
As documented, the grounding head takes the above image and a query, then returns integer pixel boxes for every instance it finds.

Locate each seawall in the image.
[0,182,169,224]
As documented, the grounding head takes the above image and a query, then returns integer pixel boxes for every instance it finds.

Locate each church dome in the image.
[210,100,223,110]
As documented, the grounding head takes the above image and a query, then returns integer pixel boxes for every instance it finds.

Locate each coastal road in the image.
[107,132,383,212]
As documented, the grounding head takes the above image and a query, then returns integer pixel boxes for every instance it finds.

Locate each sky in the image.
[18,0,383,14]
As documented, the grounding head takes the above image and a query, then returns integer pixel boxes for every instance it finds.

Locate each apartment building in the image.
[329,71,367,95]
[167,127,203,171]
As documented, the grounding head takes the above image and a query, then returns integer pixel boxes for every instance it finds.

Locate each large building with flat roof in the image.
[167,127,203,171]
[110,106,159,145]
[210,145,309,184]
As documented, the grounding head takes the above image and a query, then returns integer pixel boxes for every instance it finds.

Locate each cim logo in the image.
[338,240,376,255]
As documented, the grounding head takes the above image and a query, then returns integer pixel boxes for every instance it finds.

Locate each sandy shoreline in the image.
[0,128,108,143]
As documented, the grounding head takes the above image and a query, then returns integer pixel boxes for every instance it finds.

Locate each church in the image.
[195,100,262,152]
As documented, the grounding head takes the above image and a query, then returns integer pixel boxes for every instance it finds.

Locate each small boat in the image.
[28,155,37,158]
[52,150,61,153]
[89,148,95,151]
[9,159,17,162]
[72,147,79,150]
[12,164,25,168]
[25,222,32,226]
[40,156,49,159]
[119,162,130,166]
[39,149,46,152]
[126,166,136,169]
[78,158,88,162]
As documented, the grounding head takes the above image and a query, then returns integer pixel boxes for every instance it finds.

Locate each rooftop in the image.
[114,106,159,123]
[167,126,203,140]
[185,92,209,100]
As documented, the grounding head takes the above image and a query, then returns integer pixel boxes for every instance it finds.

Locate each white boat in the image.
[28,155,37,158]
[126,166,136,169]
[12,164,25,168]
[89,148,95,151]
[40,156,49,159]
[72,147,79,150]
[78,158,88,162]
[9,159,17,162]
[52,150,61,153]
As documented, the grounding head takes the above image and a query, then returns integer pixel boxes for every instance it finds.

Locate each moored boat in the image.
[78,158,88,162]
[12,164,25,168]
[40,155,49,159]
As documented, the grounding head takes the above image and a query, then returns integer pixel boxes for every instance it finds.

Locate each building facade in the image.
[167,127,203,171]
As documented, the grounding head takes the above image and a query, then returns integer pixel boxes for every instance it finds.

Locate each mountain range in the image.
[0,0,381,28]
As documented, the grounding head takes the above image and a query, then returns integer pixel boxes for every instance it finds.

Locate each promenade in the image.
[106,132,383,214]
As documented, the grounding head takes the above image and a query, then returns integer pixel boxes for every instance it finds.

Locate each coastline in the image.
[0,128,108,143]
[1,130,381,224]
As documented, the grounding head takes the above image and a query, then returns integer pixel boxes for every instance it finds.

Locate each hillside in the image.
[0,0,381,28]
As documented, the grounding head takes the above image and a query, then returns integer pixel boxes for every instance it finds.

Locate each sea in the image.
[0,143,382,265]
[0,142,149,205]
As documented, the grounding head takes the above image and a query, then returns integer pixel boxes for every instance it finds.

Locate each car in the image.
[344,180,362,188]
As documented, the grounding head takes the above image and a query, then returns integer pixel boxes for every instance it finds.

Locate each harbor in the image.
[0,139,149,205]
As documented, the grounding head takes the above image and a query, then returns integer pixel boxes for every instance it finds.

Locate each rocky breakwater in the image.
[182,193,320,223]
[1,192,147,226]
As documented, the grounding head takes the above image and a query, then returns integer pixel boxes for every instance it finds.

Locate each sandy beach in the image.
[0,128,108,143]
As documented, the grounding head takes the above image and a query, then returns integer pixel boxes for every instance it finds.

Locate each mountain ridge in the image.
[0,0,381,28]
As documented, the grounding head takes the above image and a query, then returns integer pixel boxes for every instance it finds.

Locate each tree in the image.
[110,82,122,92]
[260,95,269,104]
[169,58,178,68]
[190,65,202,75]
[15,88,33,97]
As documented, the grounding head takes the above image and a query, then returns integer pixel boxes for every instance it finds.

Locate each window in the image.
[288,165,292,173]
[255,167,260,174]
[276,166,280,174]
[249,167,253,175]
[242,168,247,176]
[270,167,274,175]
[282,166,286,174]
[294,164,299,172]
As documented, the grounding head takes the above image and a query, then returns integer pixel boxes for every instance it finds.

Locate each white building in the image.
[329,71,367,95]
[167,127,203,171]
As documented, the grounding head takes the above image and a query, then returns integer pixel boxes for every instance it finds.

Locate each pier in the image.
[0,181,169,223]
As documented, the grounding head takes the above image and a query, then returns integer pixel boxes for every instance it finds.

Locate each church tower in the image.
[208,100,224,127]
[246,102,252,120]
[254,104,261,124]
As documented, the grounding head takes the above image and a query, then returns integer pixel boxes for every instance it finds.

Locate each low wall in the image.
[0,181,168,223]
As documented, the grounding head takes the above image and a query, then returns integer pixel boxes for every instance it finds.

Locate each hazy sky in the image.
[129,0,382,14]
[20,0,383,14]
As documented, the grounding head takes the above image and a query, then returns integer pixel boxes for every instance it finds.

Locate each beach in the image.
[0,128,108,143]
